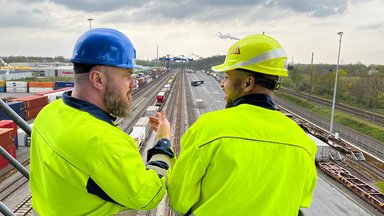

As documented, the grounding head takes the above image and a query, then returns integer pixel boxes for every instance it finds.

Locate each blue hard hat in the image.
[69,28,137,68]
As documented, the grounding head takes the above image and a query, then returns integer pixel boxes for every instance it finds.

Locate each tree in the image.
[364,72,384,109]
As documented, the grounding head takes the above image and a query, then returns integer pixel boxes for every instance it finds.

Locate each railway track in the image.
[276,98,384,161]
[280,87,384,126]
[118,71,175,133]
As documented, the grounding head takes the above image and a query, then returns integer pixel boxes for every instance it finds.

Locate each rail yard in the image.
[0,70,383,216]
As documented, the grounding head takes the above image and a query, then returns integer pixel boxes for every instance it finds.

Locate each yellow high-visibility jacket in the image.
[168,103,317,216]
[30,94,171,215]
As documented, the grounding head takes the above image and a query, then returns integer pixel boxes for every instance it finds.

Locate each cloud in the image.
[0,3,49,28]
[263,0,348,17]
[216,32,240,40]
[49,0,348,18]
[357,22,384,30]
[50,0,143,12]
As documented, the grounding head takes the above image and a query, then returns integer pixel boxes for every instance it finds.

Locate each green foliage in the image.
[18,77,73,82]
[377,181,384,193]
[285,63,384,110]
[1,56,67,63]
[275,91,384,143]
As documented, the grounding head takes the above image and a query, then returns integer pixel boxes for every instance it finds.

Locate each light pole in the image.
[329,31,343,136]
[87,18,94,30]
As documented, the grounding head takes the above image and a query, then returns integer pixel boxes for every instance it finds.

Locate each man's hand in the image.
[149,110,170,140]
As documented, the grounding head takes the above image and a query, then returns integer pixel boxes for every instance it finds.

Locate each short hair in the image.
[236,68,280,90]
[73,63,98,74]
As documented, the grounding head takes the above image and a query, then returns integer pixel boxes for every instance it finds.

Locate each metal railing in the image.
[0,98,31,216]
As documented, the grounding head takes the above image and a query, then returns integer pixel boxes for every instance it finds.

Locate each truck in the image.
[191,80,204,86]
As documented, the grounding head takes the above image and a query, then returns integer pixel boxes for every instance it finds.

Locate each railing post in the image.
[0,201,16,216]
[0,146,29,179]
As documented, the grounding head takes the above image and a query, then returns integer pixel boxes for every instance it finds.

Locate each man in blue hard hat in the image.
[30,28,174,215]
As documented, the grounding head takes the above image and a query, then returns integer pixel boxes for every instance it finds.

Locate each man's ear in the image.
[243,76,255,92]
[88,69,105,90]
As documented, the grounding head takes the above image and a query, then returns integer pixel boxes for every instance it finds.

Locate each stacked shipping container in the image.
[9,95,48,120]
[0,80,5,92]
[6,81,28,93]
[0,123,17,169]
[28,82,55,93]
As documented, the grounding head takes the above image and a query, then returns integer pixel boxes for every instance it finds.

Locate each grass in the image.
[376,181,384,193]
[275,91,384,143]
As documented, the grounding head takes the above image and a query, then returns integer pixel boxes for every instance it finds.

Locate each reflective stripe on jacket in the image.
[30,99,167,215]
[168,104,317,216]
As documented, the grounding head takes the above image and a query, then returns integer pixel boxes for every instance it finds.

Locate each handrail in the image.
[0,201,16,216]
[0,146,29,179]
[0,98,31,136]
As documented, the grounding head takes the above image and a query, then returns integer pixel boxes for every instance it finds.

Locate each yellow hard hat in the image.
[211,34,288,77]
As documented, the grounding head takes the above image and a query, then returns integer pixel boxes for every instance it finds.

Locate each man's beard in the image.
[104,82,132,118]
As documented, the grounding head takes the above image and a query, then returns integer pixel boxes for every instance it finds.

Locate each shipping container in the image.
[25,106,44,120]
[130,126,146,148]
[17,127,31,147]
[145,106,158,117]
[164,84,171,91]
[0,128,14,149]
[28,87,54,93]
[133,117,151,139]
[9,95,48,109]
[0,80,5,87]
[0,87,5,92]
[0,120,17,138]
[6,87,28,93]
[28,82,55,88]
[0,146,16,169]
[156,92,166,106]
[55,81,74,88]
[6,81,28,88]
[0,101,25,120]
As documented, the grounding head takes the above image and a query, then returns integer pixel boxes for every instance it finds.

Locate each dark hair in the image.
[73,63,98,74]
[236,68,280,90]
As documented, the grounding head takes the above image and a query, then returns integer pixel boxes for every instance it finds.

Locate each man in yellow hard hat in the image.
[151,34,317,215]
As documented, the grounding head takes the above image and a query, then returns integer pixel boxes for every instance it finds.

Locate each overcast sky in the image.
[0,0,383,65]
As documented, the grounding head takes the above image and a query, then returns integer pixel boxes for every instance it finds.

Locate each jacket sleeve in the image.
[90,146,168,210]
[300,155,317,208]
[167,126,211,215]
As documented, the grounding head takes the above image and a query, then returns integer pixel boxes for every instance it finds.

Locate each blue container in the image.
[0,87,5,92]
[14,136,18,149]
[0,101,25,120]
[55,81,74,88]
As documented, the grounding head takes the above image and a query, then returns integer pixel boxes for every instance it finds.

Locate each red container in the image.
[25,106,44,121]
[0,146,16,169]
[0,128,14,149]
[7,145,16,158]
[9,95,48,109]
[0,120,17,138]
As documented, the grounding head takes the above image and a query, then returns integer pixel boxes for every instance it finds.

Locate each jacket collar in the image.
[229,94,276,110]
[62,91,117,125]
